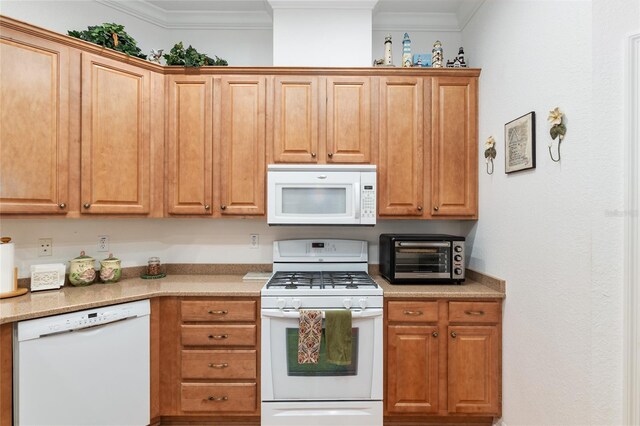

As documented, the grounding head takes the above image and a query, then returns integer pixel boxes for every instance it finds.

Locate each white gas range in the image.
[261,239,383,426]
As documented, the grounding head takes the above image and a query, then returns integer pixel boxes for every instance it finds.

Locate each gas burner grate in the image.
[266,271,378,290]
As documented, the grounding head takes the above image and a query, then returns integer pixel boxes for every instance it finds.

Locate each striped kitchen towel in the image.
[297,309,323,364]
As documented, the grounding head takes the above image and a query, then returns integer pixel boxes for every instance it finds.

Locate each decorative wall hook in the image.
[547,107,566,162]
[484,136,496,174]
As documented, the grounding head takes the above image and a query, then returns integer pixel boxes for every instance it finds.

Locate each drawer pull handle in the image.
[403,310,423,316]
[207,396,228,402]
[208,334,229,340]
[464,310,485,316]
[208,310,228,315]
[208,362,229,369]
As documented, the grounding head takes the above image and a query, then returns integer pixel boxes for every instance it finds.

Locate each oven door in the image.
[393,241,452,279]
[261,308,383,401]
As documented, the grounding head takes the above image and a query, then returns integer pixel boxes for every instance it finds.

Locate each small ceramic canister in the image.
[99,253,122,283]
[69,251,96,286]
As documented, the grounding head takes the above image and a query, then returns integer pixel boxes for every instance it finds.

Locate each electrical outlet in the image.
[38,238,52,257]
[250,234,259,249]
[98,235,109,252]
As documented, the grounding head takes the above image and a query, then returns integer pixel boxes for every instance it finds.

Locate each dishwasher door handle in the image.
[38,315,139,338]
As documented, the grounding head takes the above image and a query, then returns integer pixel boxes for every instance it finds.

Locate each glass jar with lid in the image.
[147,257,162,276]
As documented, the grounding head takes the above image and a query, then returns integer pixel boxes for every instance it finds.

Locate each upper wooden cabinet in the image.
[430,77,478,217]
[272,76,373,164]
[80,53,151,215]
[219,76,266,215]
[0,29,70,214]
[166,75,213,216]
[378,77,424,216]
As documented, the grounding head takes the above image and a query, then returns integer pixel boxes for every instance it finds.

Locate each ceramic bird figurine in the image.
[147,49,163,64]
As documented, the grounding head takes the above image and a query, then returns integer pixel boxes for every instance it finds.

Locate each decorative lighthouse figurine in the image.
[402,33,412,67]
[432,40,443,68]
[384,34,393,66]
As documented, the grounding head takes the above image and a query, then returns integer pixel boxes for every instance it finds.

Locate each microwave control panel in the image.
[361,173,376,224]
[452,241,465,279]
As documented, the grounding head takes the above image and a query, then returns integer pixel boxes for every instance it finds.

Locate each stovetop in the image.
[266,271,378,290]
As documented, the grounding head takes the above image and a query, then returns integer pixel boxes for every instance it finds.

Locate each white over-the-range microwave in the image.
[267,164,376,225]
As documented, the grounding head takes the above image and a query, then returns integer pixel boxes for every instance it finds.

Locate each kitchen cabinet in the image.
[158,297,260,420]
[218,75,266,215]
[0,323,12,426]
[272,76,373,164]
[378,77,425,216]
[430,77,478,217]
[166,75,214,215]
[80,52,152,215]
[0,28,71,214]
[385,299,501,420]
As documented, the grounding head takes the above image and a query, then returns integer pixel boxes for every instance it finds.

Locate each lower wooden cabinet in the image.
[385,299,502,421]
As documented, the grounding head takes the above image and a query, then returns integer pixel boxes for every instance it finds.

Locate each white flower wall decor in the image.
[547,107,567,162]
[484,136,496,174]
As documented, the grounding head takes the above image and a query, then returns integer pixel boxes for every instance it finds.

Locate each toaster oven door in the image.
[393,241,451,279]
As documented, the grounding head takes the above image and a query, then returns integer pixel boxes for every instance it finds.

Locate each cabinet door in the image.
[0,30,69,214]
[325,76,371,163]
[167,76,213,215]
[378,77,424,216]
[431,77,477,217]
[219,76,266,215]
[273,76,318,163]
[448,325,500,415]
[387,325,439,414]
[81,53,150,214]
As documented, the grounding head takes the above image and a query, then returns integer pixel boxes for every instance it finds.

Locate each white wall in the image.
[462,0,638,424]
[2,219,465,278]
[372,31,463,67]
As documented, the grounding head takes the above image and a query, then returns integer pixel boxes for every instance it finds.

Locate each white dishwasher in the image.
[14,299,150,426]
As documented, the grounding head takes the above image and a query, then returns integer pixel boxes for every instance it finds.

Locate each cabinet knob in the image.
[417,206,423,211]
[204,204,210,210]
[432,331,439,338]
[311,152,317,158]
[328,152,334,158]
[220,205,227,210]
[434,206,439,211]
[83,203,91,209]
[207,396,228,402]
[58,203,66,209]
[451,331,457,338]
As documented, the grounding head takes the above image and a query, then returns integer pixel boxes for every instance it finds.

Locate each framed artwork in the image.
[505,111,536,173]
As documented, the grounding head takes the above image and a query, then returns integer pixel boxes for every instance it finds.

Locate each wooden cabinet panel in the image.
[273,76,319,163]
[378,77,424,216]
[181,300,256,322]
[387,325,440,414]
[325,76,371,163]
[388,301,438,323]
[448,301,501,324]
[219,76,266,215]
[81,53,150,214]
[181,325,257,347]
[431,77,477,217]
[167,76,213,215]
[181,383,257,413]
[448,325,500,415]
[0,31,70,214]
[182,350,257,380]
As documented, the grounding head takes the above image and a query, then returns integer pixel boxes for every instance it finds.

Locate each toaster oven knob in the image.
[454,246,463,253]
[343,298,353,309]
[292,298,301,309]
[454,254,462,261]
[277,298,286,309]
[454,268,463,275]
[358,298,367,309]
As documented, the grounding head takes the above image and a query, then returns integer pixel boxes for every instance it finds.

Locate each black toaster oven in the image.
[379,234,465,284]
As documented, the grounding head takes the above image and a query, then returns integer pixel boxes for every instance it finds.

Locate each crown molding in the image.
[267,0,379,10]
[373,12,460,32]
[457,0,486,30]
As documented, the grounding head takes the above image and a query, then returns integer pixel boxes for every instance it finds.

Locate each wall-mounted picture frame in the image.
[505,111,536,173]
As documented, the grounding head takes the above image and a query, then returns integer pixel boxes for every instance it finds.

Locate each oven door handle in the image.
[261,309,383,319]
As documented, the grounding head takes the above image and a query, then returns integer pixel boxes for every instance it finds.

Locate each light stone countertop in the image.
[0,270,505,324]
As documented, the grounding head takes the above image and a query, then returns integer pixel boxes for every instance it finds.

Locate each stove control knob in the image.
[358,298,367,309]
[454,268,463,275]
[454,246,463,253]
[343,298,353,309]
[454,254,462,261]
[276,298,286,309]
[292,298,301,309]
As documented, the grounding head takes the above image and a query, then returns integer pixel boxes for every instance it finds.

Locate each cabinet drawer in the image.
[181,383,257,413]
[181,300,256,322]
[448,301,501,324]
[182,350,256,379]
[388,301,438,323]
[181,325,257,347]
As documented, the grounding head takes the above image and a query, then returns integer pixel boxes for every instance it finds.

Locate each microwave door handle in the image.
[397,242,451,248]
[354,184,361,219]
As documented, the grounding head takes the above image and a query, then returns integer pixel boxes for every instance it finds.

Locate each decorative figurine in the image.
[402,33,412,67]
[431,40,443,68]
[384,34,393,66]
[147,49,163,64]
[446,58,455,68]
[413,53,431,67]
[457,47,467,67]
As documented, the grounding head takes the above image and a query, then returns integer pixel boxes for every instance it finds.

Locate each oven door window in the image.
[285,328,358,376]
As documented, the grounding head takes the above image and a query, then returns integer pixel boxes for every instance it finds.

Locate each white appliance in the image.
[261,239,383,426]
[267,164,377,225]
[14,299,150,426]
